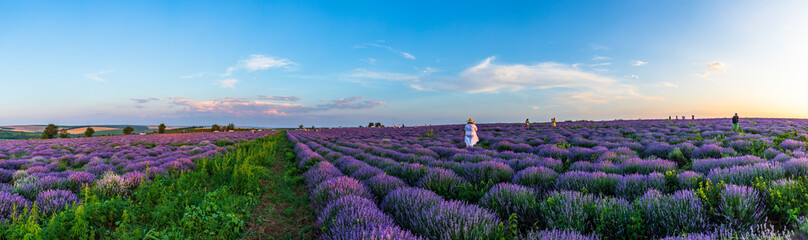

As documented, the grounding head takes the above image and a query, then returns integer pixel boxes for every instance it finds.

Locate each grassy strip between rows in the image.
[1,131,315,240]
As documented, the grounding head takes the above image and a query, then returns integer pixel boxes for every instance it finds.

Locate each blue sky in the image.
[1,0,807,127]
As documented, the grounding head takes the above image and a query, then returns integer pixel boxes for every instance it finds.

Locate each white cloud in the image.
[258,95,302,102]
[698,61,726,76]
[660,82,678,87]
[222,54,296,76]
[84,70,113,82]
[421,67,438,74]
[418,57,662,103]
[632,60,648,66]
[357,43,416,60]
[591,55,611,61]
[589,62,612,67]
[401,52,416,60]
[217,79,238,88]
[346,69,420,82]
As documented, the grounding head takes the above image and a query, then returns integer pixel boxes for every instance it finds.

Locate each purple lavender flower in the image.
[780,139,805,152]
[784,157,808,178]
[619,158,677,175]
[555,171,621,196]
[692,155,765,174]
[616,172,667,201]
[317,195,396,240]
[512,166,557,192]
[381,187,444,231]
[410,200,502,240]
[0,191,31,222]
[310,176,374,212]
[303,161,345,190]
[540,190,597,233]
[719,184,764,230]
[350,165,384,181]
[707,162,785,186]
[417,168,468,199]
[339,225,424,240]
[461,161,514,184]
[520,229,600,240]
[36,189,80,217]
[692,144,736,159]
[635,189,707,237]
[363,173,407,199]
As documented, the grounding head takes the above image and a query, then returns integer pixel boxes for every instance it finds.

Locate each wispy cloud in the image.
[659,82,678,87]
[217,79,238,88]
[421,67,438,74]
[589,43,609,51]
[632,60,648,66]
[591,55,611,61]
[84,70,113,82]
[362,58,377,64]
[222,54,296,77]
[258,95,302,102]
[698,61,726,77]
[356,43,416,60]
[131,97,161,104]
[346,69,420,82]
[180,72,206,79]
[416,57,662,103]
[157,95,383,117]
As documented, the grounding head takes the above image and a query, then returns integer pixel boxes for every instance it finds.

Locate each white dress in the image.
[464,123,479,147]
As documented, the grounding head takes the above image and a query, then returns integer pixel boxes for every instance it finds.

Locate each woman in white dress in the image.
[464,118,479,147]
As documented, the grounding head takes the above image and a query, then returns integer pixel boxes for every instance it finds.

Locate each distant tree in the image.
[374,122,382,128]
[299,125,304,129]
[84,127,95,137]
[43,124,59,139]
[226,123,236,131]
[158,123,166,133]
[123,126,135,135]
[211,124,220,131]
[368,122,374,128]
[59,129,69,138]
[310,125,315,129]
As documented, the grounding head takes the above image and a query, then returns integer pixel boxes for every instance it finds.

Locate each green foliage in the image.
[122,126,134,135]
[696,178,726,221]
[58,129,69,138]
[158,123,166,134]
[226,123,236,131]
[419,129,436,138]
[596,198,644,240]
[43,124,59,139]
[756,177,808,227]
[211,124,220,131]
[83,127,95,137]
[3,132,291,240]
[668,147,687,167]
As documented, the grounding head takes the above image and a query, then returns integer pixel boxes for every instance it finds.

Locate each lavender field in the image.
[0,131,274,229]
[289,118,808,239]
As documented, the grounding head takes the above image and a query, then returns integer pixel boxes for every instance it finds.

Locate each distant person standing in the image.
[552,118,557,127]
[732,113,740,130]
[464,118,479,147]
[525,119,530,128]
[692,115,695,120]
